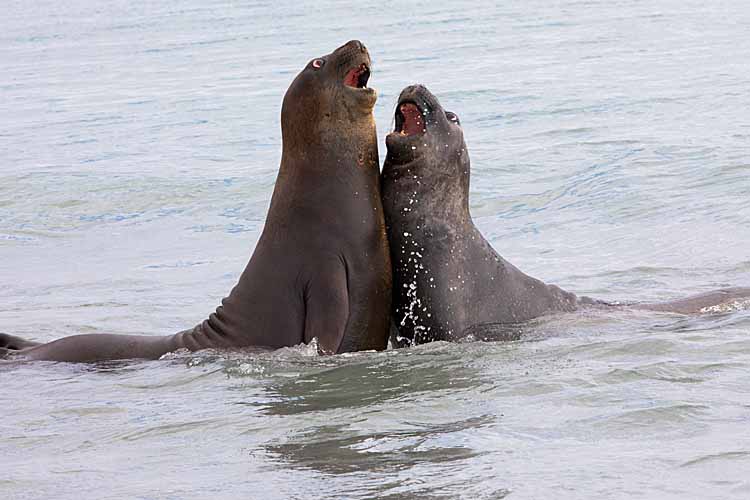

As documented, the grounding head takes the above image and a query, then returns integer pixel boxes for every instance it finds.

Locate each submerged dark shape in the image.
[2,40,392,362]
[381,85,750,346]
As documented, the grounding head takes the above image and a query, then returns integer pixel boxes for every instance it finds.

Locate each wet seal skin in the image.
[380,85,750,346]
[1,40,391,362]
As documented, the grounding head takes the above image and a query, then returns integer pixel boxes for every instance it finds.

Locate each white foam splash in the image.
[700,298,750,314]
[396,200,434,343]
[158,348,191,360]
[230,362,267,376]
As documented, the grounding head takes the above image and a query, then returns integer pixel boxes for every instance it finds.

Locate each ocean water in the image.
[2,1,750,498]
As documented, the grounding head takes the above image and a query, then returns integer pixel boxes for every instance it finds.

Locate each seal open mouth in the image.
[344,63,370,89]
[395,102,425,136]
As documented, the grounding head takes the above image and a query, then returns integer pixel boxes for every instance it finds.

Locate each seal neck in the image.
[279,121,379,181]
[382,156,471,226]
[263,121,381,239]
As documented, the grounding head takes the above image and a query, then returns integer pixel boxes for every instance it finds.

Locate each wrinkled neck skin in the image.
[282,110,378,172]
[281,115,379,183]
[382,141,471,237]
[268,112,381,238]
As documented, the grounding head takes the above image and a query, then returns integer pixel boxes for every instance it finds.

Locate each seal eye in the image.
[312,59,325,69]
[445,111,461,126]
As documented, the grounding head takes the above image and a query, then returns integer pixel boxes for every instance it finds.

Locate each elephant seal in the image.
[381,85,750,345]
[3,40,391,362]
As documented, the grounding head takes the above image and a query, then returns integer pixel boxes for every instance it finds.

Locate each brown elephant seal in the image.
[381,84,750,345]
[2,40,391,362]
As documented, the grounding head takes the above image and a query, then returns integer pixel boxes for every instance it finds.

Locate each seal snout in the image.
[340,39,366,52]
[334,41,372,91]
[392,85,435,137]
[349,39,367,53]
[399,84,436,106]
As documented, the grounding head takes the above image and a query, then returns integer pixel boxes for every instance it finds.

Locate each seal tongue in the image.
[400,103,424,136]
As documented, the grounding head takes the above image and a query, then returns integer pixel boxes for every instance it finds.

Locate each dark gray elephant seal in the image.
[381,85,750,345]
[2,40,391,362]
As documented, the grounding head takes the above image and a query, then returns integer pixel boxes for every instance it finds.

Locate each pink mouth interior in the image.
[344,64,367,88]
[400,103,424,136]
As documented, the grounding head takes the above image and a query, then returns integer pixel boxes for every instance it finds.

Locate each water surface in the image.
[2,1,750,498]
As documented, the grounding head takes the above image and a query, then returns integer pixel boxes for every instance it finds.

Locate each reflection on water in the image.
[258,344,480,415]
[266,416,490,475]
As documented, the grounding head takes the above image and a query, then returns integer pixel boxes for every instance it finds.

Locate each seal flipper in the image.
[0,333,41,351]
[634,286,750,314]
[303,262,349,355]
[20,334,178,362]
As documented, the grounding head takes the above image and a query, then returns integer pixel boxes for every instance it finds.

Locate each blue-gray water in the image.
[2,1,750,499]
